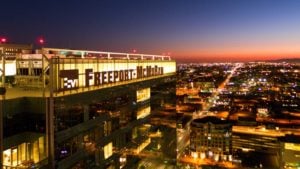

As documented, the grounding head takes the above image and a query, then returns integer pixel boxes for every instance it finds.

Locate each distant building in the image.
[190,116,232,161]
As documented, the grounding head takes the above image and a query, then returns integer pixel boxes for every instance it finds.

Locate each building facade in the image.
[190,116,232,162]
[1,48,176,169]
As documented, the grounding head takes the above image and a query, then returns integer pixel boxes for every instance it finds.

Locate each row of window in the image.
[17,68,43,76]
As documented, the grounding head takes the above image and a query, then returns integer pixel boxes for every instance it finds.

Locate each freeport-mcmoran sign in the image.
[60,65,164,91]
[16,50,176,93]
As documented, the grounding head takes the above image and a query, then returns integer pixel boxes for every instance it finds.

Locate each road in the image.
[197,63,242,113]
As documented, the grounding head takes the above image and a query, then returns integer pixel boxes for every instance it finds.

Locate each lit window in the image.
[136,88,150,102]
[104,142,113,159]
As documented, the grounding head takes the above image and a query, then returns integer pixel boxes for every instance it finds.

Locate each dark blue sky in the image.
[2,0,300,61]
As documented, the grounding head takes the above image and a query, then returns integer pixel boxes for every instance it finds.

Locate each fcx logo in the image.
[60,69,79,90]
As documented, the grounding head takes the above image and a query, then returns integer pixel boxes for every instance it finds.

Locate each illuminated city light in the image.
[191,152,198,159]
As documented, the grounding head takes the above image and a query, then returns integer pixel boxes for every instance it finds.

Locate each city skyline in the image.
[1,0,300,62]
[0,44,299,168]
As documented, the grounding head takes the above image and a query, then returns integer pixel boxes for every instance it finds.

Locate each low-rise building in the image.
[190,116,232,161]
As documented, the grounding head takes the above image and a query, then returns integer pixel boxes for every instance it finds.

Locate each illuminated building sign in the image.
[60,66,163,90]
[14,49,176,94]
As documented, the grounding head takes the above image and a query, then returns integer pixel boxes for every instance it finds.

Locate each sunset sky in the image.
[1,0,300,62]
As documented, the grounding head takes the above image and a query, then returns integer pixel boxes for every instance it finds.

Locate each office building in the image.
[1,47,176,169]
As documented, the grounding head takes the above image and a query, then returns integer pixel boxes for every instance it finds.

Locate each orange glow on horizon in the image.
[173,53,300,62]
[169,40,300,62]
[171,47,300,62]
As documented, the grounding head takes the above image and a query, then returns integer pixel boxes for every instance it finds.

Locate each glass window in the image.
[39,136,46,160]
[136,88,150,102]
[104,142,113,159]
[33,140,39,163]
[3,149,12,166]
[12,148,18,166]
[18,143,26,164]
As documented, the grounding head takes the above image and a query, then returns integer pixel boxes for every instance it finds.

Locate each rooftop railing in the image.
[42,48,171,61]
